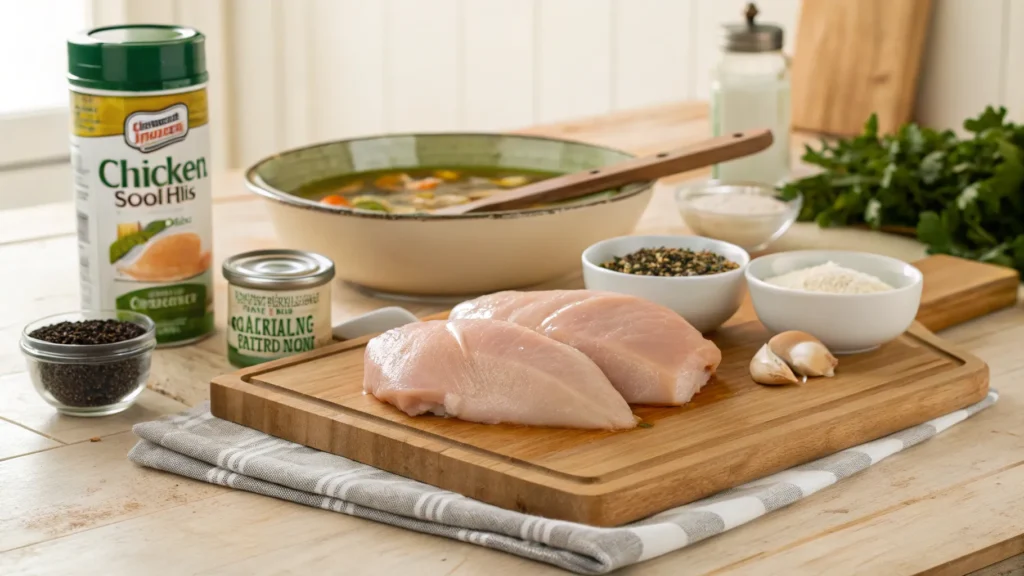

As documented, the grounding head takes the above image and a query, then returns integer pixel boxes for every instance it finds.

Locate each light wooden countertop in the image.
[1,101,1021,575]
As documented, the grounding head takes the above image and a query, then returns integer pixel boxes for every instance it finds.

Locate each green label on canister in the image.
[115,281,213,343]
[226,284,332,367]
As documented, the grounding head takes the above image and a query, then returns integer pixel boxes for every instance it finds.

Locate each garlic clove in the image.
[750,344,800,386]
[768,331,838,378]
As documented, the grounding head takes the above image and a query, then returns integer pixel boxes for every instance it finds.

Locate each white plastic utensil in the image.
[332,307,419,340]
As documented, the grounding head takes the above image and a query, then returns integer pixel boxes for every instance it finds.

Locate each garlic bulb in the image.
[749,344,799,385]
[768,331,838,378]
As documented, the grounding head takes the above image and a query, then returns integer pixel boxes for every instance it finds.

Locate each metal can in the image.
[68,25,214,346]
[222,250,335,368]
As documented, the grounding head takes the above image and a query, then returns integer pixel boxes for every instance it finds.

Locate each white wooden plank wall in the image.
[462,0,535,130]
[1007,1,1024,125]
[15,0,1024,182]
[613,0,691,111]
[229,0,804,168]
[385,0,462,131]
[223,0,1024,169]
[536,0,614,123]
[915,0,1010,133]
[308,0,386,142]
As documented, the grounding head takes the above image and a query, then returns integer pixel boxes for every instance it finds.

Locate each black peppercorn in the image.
[600,247,740,277]
[28,319,149,408]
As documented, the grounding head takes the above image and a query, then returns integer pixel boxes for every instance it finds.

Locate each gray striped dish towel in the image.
[129,390,998,574]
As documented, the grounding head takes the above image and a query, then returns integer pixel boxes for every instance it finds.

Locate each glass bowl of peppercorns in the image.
[20,311,156,417]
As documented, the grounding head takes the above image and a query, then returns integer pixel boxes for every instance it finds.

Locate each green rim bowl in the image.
[245,133,655,298]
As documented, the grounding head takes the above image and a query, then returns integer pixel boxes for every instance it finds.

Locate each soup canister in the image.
[222,250,335,368]
[68,24,214,347]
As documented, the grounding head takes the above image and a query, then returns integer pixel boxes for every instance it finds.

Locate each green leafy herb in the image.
[637,422,654,429]
[352,199,390,212]
[779,106,1024,274]
[109,219,172,264]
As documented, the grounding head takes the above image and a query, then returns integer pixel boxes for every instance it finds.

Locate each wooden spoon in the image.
[431,129,774,216]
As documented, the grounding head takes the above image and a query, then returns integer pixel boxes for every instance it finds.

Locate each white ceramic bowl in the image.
[745,250,924,354]
[581,235,750,333]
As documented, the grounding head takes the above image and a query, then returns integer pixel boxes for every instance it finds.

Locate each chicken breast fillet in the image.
[451,290,722,405]
[363,319,636,429]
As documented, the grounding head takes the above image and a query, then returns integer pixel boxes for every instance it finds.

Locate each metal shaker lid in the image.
[723,3,784,53]
[223,249,335,290]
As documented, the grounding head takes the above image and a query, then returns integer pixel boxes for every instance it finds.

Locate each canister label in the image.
[227,284,333,367]
[72,87,214,345]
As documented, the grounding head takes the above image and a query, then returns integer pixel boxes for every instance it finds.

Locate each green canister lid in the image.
[68,24,208,92]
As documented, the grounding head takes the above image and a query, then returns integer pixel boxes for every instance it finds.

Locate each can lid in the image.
[724,3,784,53]
[223,250,335,291]
[68,25,208,92]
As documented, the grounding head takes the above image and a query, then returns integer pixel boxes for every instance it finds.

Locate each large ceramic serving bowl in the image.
[246,133,654,298]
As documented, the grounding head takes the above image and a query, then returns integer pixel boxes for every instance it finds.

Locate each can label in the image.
[227,284,333,367]
[71,88,214,345]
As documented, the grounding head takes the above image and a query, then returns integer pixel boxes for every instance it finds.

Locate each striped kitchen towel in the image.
[129,390,998,574]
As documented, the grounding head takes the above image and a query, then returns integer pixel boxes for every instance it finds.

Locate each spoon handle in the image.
[433,129,774,216]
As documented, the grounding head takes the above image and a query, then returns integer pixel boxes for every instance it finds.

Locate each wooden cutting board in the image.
[790,0,934,135]
[209,255,1014,526]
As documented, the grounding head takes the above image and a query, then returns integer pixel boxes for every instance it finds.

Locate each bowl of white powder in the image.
[746,250,923,353]
[676,181,801,252]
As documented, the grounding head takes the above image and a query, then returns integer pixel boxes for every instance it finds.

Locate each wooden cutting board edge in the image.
[209,254,1012,525]
[210,322,989,526]
[915,263,1021,332]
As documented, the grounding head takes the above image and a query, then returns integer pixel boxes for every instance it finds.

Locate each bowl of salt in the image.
[675,180,801,252]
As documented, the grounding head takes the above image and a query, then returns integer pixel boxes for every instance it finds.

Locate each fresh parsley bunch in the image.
[779,107,1024,272]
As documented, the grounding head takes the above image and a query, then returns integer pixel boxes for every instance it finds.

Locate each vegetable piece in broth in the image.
[352,197,391,212]
[406,177,441,191]
[320,194,351,207]
[299,167,621,215]
[336,180,363,194]
[495,175,529,188]
[374,174,408,192]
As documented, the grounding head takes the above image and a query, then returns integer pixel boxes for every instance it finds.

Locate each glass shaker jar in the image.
[711,3,790,185]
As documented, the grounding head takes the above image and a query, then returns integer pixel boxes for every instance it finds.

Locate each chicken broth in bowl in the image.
[245,132,654,297]
[298,167,619,214]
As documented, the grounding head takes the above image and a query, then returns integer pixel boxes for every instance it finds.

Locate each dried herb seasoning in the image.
[28,319,149,408]
[600,247,740,277]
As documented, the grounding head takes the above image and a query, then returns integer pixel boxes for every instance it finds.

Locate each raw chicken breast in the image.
[451,290,722,405]
[363,319,636,429]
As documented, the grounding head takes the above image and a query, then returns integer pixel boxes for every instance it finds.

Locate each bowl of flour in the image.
[746,250,923,353]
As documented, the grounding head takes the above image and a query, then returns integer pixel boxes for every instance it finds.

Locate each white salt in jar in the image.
[711,3,791,185]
